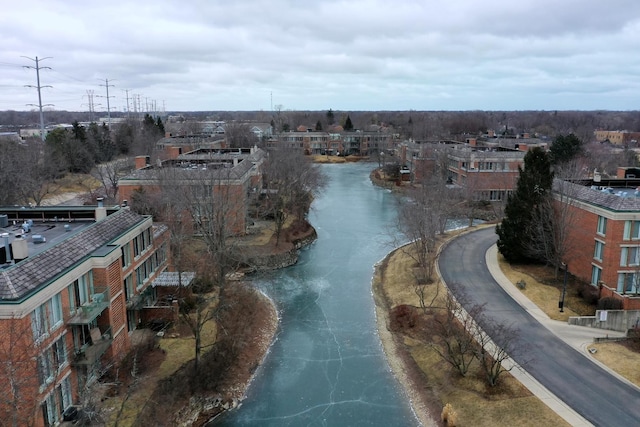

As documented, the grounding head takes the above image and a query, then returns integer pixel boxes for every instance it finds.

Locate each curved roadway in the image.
[438,227,640,427]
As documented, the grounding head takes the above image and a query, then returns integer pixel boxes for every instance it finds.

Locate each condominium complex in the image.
[0,203,169,426]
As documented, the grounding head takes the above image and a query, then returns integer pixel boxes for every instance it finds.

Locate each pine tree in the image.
[549,133,583,165]
[326,109,335,125]
[496,147,553,263]
[344,115,354,131]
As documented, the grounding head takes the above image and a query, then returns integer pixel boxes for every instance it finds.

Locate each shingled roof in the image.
[0,209,147,301]
[556,179,640,212]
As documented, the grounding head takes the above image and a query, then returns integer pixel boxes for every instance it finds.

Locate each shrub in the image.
[441,403,458,426]
[389,304,417,331]
[577,283,599,306]
[516,279,526,290]
[597,297,623,310]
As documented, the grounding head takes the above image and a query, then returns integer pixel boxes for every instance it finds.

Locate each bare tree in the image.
[430,292,482,377]
[397,175,453,283]
[262,148,326,246]
[473,318,520,387]
[527,163,583,277]
[0,318,39,427]
[178,275,221,379]
[92,158,135,204]
[224,122,259,148]
[9,140,62,206]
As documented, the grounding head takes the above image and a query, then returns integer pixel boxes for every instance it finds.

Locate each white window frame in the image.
[597,216,607,236]
[594,240,605,261]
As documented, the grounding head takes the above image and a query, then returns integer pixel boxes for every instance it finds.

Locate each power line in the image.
[22,56,52,141]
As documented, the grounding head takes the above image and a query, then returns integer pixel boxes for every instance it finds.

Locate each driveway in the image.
[438,227,640,427]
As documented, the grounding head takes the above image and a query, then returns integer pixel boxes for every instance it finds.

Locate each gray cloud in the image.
[1,0,639,111]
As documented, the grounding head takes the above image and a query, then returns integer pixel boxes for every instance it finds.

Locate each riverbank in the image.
[372,230,570,426]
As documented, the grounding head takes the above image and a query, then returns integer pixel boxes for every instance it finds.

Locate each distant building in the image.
[119,146,266,235]
[594,130,640,146]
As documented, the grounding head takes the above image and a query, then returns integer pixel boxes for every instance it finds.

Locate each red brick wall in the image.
[599,284,640,310]
[0,316,41,425]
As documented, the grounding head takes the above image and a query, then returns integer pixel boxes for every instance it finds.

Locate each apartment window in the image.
[133,227,153,258]
[155,242,167,267]
[124,274,135,301]
[31,295,63,342]
[121,242,132,268]
[594,240,605,261]
[620,246,640,266]
[37,336,66,388]
[68,271,94,315]
[135,257,156,289]
[617,273,640,293]
[591,265,602,286]
[624,220,640,240]
[489,190,507,201]
[597,216,607,236]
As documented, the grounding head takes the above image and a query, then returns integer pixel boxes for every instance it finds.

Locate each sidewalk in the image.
[485,244,631,427]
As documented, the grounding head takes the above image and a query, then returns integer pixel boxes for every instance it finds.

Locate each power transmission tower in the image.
[98,78,115,130]
[82,90,100,122]
[123,89,131,119]
[22,56,52,141]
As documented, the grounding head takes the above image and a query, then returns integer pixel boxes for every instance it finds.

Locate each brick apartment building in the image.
[556,168,640,309]
[404,137,548,202]
[267,129,397,156]
[0,204,170,425]
[118,146,266,236]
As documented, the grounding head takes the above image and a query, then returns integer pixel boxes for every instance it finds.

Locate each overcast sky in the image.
[1,0,640,113]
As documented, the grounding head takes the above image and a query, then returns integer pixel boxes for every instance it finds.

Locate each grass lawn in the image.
[496,252,640,390]
[376,240,570,426]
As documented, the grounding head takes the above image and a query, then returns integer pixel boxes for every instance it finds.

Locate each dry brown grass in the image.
[586,342,640,387]
[376,236,570,427]
[496,250,640,391]
[103,296,218,426]
[497,255,595,321]
[311,154,347,163]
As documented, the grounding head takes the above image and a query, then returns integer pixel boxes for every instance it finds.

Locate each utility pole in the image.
[22,56,52,141]
[98,78,115,130]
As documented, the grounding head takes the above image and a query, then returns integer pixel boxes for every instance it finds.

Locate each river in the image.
[214,162,420,427]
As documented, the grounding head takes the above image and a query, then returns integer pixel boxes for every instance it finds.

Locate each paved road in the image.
[438,227,640,427]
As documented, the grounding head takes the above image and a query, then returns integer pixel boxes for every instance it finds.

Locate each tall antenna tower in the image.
[98,78,115,129]
[22,56,52,141]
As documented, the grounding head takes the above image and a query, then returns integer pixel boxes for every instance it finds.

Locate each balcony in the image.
[67,288,110,325]
[71,326,113,366]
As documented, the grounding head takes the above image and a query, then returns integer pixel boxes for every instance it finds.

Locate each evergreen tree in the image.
[344,115,354,131]
[496,147,553,263]
[156,116,165,135]
[326,109,335,125]
[315,120,323,131]
[549,133,583,165]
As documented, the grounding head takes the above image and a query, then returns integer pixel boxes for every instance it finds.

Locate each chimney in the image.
[135,155,150,170]
[2,233,11,263]
[617,167,628,179]
[95,197,107,221]
[12,236,28,261]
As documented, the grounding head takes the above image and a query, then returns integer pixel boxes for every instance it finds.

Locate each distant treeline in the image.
[1,109,639,142]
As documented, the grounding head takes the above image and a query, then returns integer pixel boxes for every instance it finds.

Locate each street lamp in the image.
[559,263,568,312]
